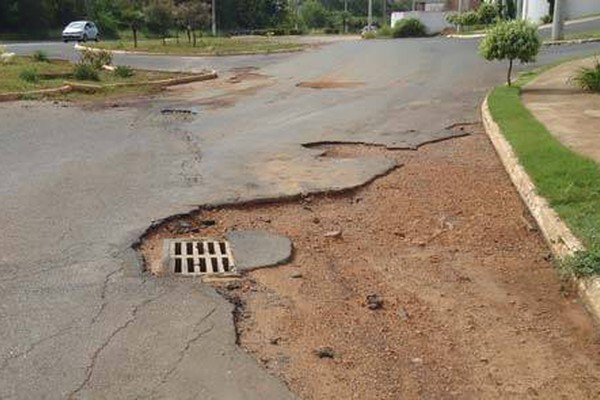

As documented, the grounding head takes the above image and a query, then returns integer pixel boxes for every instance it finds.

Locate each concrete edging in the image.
[75,43,304,57]
[0,70,217,101]
[481,95,600,323]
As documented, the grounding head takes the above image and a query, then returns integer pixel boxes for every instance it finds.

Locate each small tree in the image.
[175,1,210,47]
[479,20,541,86]
[145,0,175,45]
[122,5,144,48]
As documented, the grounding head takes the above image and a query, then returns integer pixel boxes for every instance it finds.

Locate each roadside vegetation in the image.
[488,69,600,277]
[0,0,418,43]
[0,47,185,98]
[572,59,600,92]
[90,36,304,55]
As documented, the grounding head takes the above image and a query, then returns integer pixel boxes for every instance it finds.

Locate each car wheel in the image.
[82,34,88,43]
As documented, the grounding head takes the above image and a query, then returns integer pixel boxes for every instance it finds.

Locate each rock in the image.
[269,337,281,345]
[312,217,320,224]
[324,230,342,238]
[314,346,335,359]
[366,294,383,310]
[226,281,242,291]
[290,271,303,279]
[411,357,423,364]
[397,307,409,321]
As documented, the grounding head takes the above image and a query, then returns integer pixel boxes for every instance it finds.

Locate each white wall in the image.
[522,0,550,23]
[390,11,453,34]
[565,0,600,20]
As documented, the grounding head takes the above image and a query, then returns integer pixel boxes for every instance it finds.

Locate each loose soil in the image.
[140,127,600,399]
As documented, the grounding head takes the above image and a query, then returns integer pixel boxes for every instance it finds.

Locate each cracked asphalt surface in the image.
[1,37,599,399]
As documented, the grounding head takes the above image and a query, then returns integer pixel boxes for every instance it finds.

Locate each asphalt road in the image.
[0,36,599,399]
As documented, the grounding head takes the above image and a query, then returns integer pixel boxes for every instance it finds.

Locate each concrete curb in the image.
[75,43,304,57]
[481,95,600,323]
[0,70,217,101]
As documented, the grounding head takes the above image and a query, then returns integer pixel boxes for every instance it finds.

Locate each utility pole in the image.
[457,0,465,34]
[368,0,372,27]
[516,0,523,20]
[382,0,387,27]
[412,0,416,11]
[552,0,564,40]
[344,0,348,33]
[211,0,217,36]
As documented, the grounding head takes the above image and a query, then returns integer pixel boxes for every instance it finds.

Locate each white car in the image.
[62,21,100,43]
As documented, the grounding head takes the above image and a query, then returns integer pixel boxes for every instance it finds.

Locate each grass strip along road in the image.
[488,69,600,276]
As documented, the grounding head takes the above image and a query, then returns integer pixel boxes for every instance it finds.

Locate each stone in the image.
[290,271,303,279]
[324,230,342,238]
[366,294,384,310]
[314,346,335,359]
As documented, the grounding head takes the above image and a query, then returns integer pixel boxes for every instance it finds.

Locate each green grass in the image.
[565,29,600,41]
[0,55,184,99]
[488,69,600,276]
[90,37,304,55]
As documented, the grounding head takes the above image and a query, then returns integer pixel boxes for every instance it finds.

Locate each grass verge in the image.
[90,37,304,55]
[565,29,600,41]
[488,69,600,277]
[0,55,188,100]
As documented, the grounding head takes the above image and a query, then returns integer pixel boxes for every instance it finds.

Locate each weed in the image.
[19,68,39,82]
[73,63,100,81]
[33,50,49,63]
[572,60,600,92]
[114,65,134,78]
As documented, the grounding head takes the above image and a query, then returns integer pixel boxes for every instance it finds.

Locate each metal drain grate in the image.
[165,239,236,276]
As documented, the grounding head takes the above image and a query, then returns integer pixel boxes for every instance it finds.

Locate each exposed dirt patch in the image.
[139,127,600,399]
[296,81,364,89]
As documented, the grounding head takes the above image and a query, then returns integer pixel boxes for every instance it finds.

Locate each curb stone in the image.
[481,95,600,324]
[75,43,304,57]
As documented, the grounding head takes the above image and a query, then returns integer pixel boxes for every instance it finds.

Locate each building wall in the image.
[446,0,482,11]
[522,0,550,23]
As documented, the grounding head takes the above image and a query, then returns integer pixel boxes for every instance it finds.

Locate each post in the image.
[368,0,372,27]
[344,0,348,33]
[457,0,464,34]
[552,0,563,41]
[211,0,217,36]
[382,0,387,27]
[412,0,416,11]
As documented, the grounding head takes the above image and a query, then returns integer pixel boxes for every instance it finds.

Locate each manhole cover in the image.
[164,239,236,276]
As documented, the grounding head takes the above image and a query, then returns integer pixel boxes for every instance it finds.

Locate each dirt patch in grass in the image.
[139,127,600,399]
[296,81,364,89]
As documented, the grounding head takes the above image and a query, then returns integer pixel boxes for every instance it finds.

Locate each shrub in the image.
[541,14,553,24]
[477,3,500,25]
[74,63,100,81]
[479,20,541,86]
[114,65,134,78]
[19,68,39,83]
[572,60,600,92]
[33,50,49,63]
[362,31,376,40]
[447,11,480,27]
[376,25,393,38]
[393,18,427,38]
[79,48,113,70]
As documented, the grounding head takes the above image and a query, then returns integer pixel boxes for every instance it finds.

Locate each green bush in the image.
[541,14,553,24]
[479,20,541,86]
[33,50,49,63]
[446,11,480,27]
[74,63,100,81]
[393,18,427,38]
[19,68,39,82]
[114,65,134,78]
[477,3,500,25]
[376,25,393,38]
[362,31,376,40]
[572,60,600,92]
[79,48,113,70]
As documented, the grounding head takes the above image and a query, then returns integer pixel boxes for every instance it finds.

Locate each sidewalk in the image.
[522,57,600,164]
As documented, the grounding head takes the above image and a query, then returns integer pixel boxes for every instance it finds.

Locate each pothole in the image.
[296,81,364,89]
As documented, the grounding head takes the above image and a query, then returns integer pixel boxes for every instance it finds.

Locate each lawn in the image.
[0,55,187,99]
[89,36,305,55]
[488,70,600,275]
[565,29,600,41]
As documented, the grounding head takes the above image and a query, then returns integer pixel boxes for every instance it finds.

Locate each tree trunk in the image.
[132,27,138,48]
[192,31,196,47]
[507,58,513,86]
[186,28,191,44]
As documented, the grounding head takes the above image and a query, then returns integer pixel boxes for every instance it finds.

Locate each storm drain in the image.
[165,239,236,276]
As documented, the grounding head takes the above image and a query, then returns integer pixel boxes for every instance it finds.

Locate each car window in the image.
[67,22,85,29]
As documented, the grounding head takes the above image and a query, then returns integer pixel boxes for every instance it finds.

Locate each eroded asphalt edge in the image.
[481,96,600,324]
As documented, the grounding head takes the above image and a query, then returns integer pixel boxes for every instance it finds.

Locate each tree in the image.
[144,0,175,44]
[175,0,210,46]
[122,1,144,48]
[479,19,541,86]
